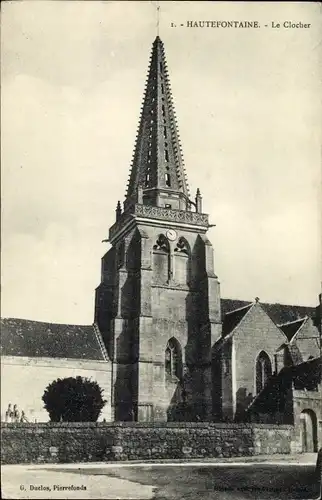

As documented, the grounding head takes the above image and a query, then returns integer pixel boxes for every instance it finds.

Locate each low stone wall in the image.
[1,422,293,464]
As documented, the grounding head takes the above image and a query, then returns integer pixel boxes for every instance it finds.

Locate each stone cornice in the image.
[109,204,209,242]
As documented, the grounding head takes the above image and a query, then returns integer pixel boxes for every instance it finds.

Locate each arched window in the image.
[174,238,189,255]
[165,337,182,379]
[153,234,170,284]
[174,237,190,285]
[255,351,272,394]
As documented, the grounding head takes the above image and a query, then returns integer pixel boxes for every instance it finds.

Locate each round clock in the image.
[166,229,177,241]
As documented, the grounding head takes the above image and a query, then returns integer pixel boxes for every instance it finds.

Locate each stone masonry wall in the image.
[1,422,293,465]
[233,304,287,418]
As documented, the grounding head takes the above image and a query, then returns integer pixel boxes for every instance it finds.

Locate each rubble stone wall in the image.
[1,422,293,464]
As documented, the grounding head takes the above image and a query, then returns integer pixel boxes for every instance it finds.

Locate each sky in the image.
[1,1,322,324]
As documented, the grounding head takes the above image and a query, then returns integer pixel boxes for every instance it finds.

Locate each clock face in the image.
[166,229,177,241]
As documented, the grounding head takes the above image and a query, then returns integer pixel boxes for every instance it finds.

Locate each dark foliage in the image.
[42,376,107,422]
[167,402,202,422]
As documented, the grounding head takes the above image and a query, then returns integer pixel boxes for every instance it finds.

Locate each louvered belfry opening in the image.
[125,36,190,212]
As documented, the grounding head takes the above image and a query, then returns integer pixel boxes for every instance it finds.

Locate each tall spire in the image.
[125,36,190,210]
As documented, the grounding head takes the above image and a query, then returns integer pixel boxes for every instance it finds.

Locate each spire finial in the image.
[195,188,202,213]
[116,200,122,221]
[156,1,160,36]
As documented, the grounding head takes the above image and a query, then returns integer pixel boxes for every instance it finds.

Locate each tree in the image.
[42,376,107,422]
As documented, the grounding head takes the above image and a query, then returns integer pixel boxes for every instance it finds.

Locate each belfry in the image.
[95,36,222,422]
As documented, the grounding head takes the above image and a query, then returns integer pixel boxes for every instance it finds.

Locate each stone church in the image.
[1,37,321,449]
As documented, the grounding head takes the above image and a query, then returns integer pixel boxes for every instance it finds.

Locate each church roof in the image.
[222,303,253,337]
[291,355,321,378]
[220,298,317,326]
[0,318,106,361]
[277,317,307,342]
[1,298,317,360]
[126,36,189,202]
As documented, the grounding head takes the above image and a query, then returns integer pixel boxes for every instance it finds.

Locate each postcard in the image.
[1,1,321,499]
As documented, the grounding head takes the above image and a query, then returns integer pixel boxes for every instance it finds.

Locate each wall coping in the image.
[1,422,294,430]
[294,389,322,400]
[1,355,111,370]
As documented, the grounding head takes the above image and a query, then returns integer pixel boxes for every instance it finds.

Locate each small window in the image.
[165,338,182,379]
[162,105,165,117]
[164,127,167,138]
[161,83,164,93]
[223,358,230,376]
[117,241,125,268]
[160,62,163,72]
[165,173,171,187]
[165,204,172,209]
[145,173,150,187]
[165,150,169,162]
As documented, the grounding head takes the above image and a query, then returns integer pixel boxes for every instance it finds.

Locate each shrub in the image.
[42,376,107,422]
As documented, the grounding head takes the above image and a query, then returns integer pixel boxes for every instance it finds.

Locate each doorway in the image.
[300,409,318,452]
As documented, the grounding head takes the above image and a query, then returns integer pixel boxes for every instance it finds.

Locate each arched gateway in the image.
[300,409,318,452]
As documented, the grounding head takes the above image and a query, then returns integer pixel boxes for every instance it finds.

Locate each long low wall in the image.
[1,422,293,464]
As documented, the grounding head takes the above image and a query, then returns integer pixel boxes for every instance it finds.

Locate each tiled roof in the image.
[222,304,253,337]
[221,298,316,325]
[0,318,106,360]
[278,317,307,342]
[1,297,318,360]
[291,356,321,378]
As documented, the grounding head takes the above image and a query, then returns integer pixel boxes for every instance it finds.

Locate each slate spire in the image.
[125,36,190,210]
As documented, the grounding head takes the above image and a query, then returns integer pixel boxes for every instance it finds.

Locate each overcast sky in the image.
[2,1,321,324]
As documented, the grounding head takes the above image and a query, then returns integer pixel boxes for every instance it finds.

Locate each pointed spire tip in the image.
[153,35,163,45]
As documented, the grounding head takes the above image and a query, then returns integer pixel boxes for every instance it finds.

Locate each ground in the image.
[1,455,320,500]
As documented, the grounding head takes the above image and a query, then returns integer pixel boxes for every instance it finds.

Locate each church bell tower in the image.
[95,37,221,422]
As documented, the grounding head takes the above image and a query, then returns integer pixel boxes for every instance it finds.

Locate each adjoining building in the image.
[1,319,111,423]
